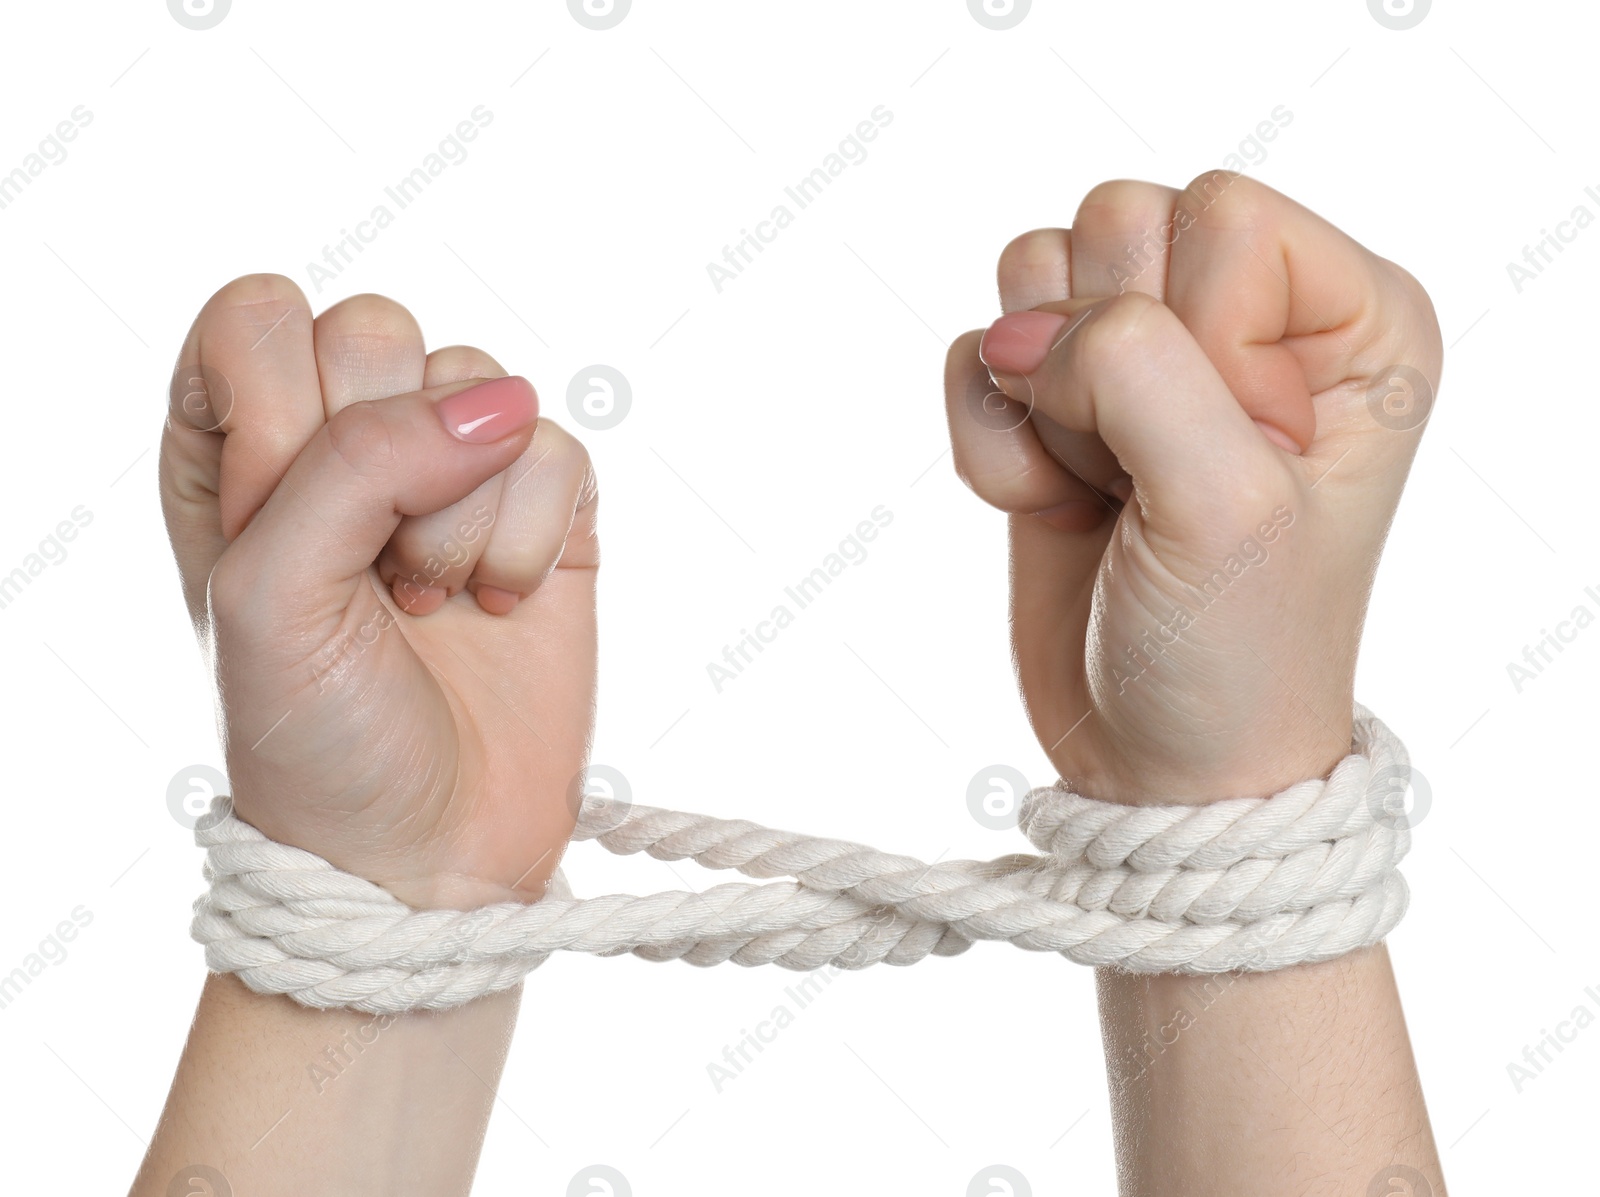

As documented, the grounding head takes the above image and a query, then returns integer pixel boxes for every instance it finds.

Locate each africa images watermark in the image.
[309,504,496,694]
[1109,505,1295,695]
[705,106,894,294]
[0,105,92,214]
[0,506,94,613]
[1112,107,1293,292]
[0,906,94,1011]
[1505,982,1600,1094]
[1503,582,1600,693]
[704,961,849,1094]
[705,505,893,692]
[306,105,495,294]
[1504,184,1600,294]
[308,1010,399,1094]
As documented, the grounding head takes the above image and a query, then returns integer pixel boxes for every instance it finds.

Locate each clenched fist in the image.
[945,173,1441,804]
[161,277,597,909]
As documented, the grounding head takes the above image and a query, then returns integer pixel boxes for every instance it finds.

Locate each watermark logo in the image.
[705,107,893,293]
[1367,0,1429,30]
[167,1165,231,1196]
[967,0,1031,31]
[0,505,95,614]
[569,765,633,833]
[168,0,230,30]
[1506,587,1600,693]
[1366,364,1433,431]
[1506,187,1599,293]
[567,1164,631,1196]
[1506,983,1600,1093]
[170,363,234,432]
[705,506,894,692]
[568,0,630,30]
[1366,761,1431,831]
[567,365,632,430]
[1367,1164,1432,1196]
[168,764,229,830]
[0,906,94,1012]
[968,1164,1032,1196]
[965,368,1030,432]
[706,963,848,1092]
[967,765,1029,830]
[306,107,494,294]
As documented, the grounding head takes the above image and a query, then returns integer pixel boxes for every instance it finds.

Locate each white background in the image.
[0,0,1594,1193]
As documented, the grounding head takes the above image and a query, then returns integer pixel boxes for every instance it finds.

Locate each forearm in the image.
[1096,944,1442,1196]
[132,973,520,1197]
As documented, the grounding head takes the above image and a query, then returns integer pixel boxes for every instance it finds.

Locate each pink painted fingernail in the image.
[436,376,539,443]
[979,311,1070,376]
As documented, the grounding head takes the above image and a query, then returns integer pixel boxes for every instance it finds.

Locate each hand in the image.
[160,277,598,907]
[944,174,1441,803]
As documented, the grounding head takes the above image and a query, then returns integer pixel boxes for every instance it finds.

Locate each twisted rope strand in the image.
[191,708,1414,1013]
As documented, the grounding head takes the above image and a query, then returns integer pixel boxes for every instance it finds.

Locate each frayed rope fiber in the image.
[191,707,1414,1013]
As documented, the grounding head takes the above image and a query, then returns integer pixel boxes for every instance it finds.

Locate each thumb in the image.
[214,375,539,626]
[980,292,1291,550]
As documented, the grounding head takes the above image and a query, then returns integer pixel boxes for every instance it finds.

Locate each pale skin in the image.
[946,172,1444,1195]
[133,172,1443,1196]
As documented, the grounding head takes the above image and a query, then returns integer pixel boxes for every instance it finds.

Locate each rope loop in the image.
[191,707,1413,1012]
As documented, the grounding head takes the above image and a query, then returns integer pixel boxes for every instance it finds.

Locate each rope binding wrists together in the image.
[190,706,1415,1013]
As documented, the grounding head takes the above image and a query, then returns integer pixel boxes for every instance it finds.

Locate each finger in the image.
[159,274,324,621]
[1054,180,1185,490]
[313,293,428,417]
[944,330,1111,534]
[1067,179,1183,299]
[465,421,598,614]
[981,301,1129,498]
[1164,172,1435,455]
[998,228,1133,499]
[379,350,601,614]
[310,294,434,608]
[997,228,1072,313]
[215,376,541,633]
[978,292,1289,541]
[378,345,509,614]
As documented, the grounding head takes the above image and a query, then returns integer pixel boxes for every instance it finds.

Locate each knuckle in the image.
[319,292,420,338]
[1381,257,1438,325]
[1179,170,1259,227]
[205,272,308,317]
[545,423,600,509]
[1076,291,1164,372]
[1076,178,1156,221]
[997,229,1069,299]
[957,458,1058,515]
[1373,257,1444,383]
[206,551,255,626]
[426,344,504,381]
[324,400,398,475]
[945,329,985,378]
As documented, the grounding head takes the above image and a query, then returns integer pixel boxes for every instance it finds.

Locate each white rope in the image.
[190,707,1414,1012]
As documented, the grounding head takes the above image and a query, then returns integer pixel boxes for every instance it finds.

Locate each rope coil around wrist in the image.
[190,706,1414,1013]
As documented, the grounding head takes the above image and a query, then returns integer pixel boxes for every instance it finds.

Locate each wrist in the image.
[1053,703,1356,806]
[382,871,551,911]
[225,794,565,912]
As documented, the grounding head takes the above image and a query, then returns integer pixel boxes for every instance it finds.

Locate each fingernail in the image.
[979,311,1070,376]
[437,376,539,443]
